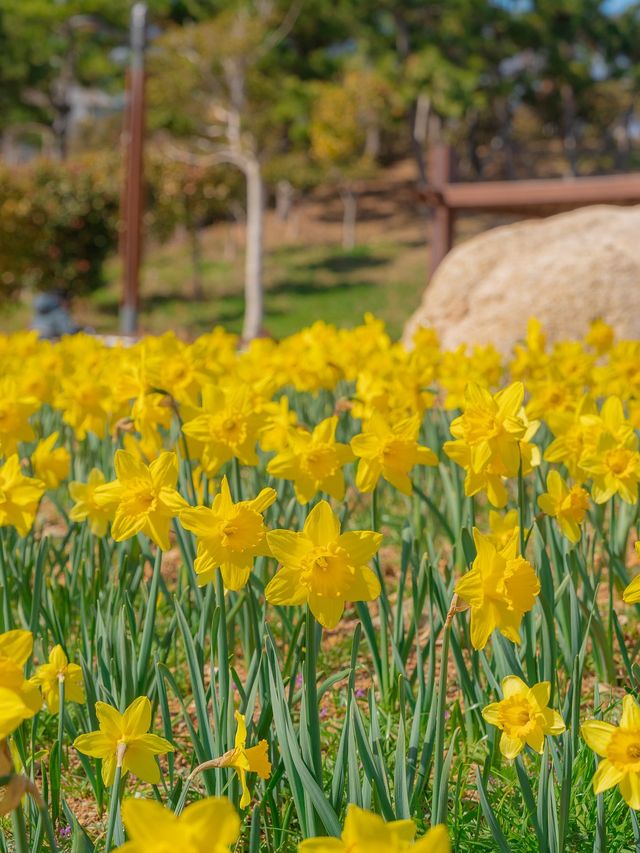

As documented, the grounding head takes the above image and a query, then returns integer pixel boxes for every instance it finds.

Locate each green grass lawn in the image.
[1,234,428,340]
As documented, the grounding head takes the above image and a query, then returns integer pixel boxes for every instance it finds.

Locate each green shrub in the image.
[0,154,120,297]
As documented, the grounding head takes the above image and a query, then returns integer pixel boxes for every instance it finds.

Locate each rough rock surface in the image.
[404,205,640,352]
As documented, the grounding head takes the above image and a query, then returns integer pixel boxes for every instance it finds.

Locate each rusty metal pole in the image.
[120,2,147,336]
[428,143,455,280]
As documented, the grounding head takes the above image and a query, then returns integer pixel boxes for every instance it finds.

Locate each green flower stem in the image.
[232,457,243,502]
[305,606,323,784]
[518,457,536,682]
[517,457,527,558]
[11,803,29,853]
[104,749,125,852]
[608,497,616,645]
[215,569,231,745]
[29,782,59,853]
[431,612,451,827]
[55,676,65,825]
[371,485,390,697]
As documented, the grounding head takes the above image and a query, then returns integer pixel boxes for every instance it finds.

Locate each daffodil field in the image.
[2,315,640,852]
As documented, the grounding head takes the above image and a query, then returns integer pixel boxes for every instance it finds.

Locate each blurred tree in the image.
[147,3,309,339]
[0,153,120,297]
[0,1,135,158]
[146,154,239,299]
[309,68,390,248]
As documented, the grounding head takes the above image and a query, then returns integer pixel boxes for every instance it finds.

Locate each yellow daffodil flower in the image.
[130,392,173,457]
[265,500,382,629]
[482,675,565,759]
[267,416,354,504]
[454,528,540,650]
[581,437,640,505]
[259,395,298,453]
[0,377,39,455]
[579,396,640,504]
[191,711,271,809]
[582,694,640,810]
[543,395,600,480]
[74,696,173,786]
[622,542,640,604]
[182,384,262,475]
[586,318,614,354]
[350,413,437,496]
[31,645,85,713]
[69,468,113,536]
[487,510,520,550]
[0,455,45,536]
[0,630,41,740]
[180,475,276,590]
[537,470,589,543]
[119,796,240,853]
[55,372,113,439]
[31,432,71,489]
[447,381,528,471]
[444,382,539,508]
[298,804,450,852]
[94,450,187,551]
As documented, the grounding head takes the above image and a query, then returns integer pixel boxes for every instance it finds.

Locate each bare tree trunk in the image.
[365,125,381,160]
[560,84,579,176]
[184,199,205,300]
[242,157,264,341]
[411,93,431,187]
[189,226,204,300]
[340,187,357,251]
[275,179,294,222]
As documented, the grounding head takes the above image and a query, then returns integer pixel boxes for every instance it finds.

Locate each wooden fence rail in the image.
[424,143,640,277]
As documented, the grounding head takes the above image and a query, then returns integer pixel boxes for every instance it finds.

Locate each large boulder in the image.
[404,204,640,351]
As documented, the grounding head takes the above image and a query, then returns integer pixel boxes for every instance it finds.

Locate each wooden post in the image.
[428,143,455,279]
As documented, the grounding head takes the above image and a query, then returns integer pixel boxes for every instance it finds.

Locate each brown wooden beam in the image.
[442,172,640,211]
[423,143,640,279]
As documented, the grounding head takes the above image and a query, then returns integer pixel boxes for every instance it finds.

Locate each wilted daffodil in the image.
[623,542,640,604]
[180,476,276,590]
[74,696,173,786]
[482,676,565,759]
[267,416,354,504]
[31,645,85,713]
[69,468,113,537]
[454,528,540,650]
[0,630,42,740]
[0,455,45,536]
[537,469,590,543]
[582,694,640,810]
[190,711,271,809]
[350,413,437,496]
[298,804,450,852]
[0,739,31,817]
[31,432,71,489]
[94,450,187,551]
[119,796,240,853]
[265,500,382,629]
